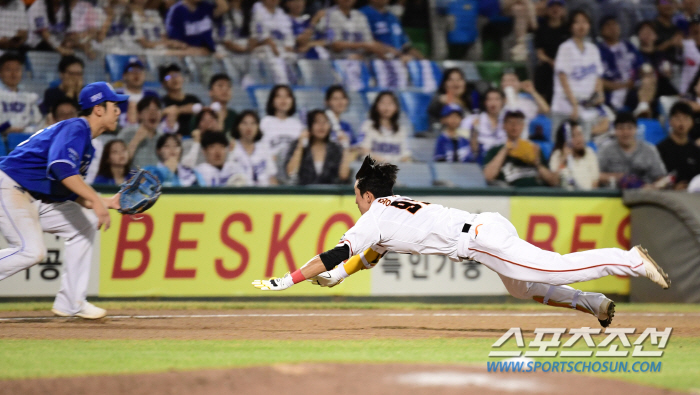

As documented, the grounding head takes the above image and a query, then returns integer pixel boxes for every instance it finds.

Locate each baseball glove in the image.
[118,169,162,215]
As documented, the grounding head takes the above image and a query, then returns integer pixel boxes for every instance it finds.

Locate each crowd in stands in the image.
[1,0,700,191]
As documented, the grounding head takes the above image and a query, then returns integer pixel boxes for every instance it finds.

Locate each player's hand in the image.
[252,273,293,291]
[309,271,344,288]
[93,200,111,231]
[104,193,121,210]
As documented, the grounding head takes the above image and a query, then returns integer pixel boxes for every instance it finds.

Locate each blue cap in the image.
[123,56,145,73]
[440,103,463,118]
[79,82,129,110]
[546,0,564,6]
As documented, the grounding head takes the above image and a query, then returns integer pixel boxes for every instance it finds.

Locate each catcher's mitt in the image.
[118,169,162,215]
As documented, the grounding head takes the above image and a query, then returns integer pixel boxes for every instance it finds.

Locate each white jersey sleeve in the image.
[337,211,381,259]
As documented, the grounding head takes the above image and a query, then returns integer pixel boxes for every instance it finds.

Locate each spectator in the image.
[50,97,79,124]
[434,104,481,163]
[195,131,237,186]
[681,15,700,95]
[229,110,278,186]
[442,0,478,60]
[0,53,43,134]
[325,85,362,148]
[500,0,538,61]
[160,63,202,137]
[116,57,159,127]
[165,0,228,53]
[260,84,304,158]
[40,55,83,122]
[549,120,599,190]
[598,112,667,189]
[681,75,700,145]
[93,139,134,185]
[199,73,237,133]
[128,0,190,53]
[250,0,295,58]
[27,0,102,57]
[597,16,643,111]
[119,96,174,168]
[285,110,351,185]
[145,133,205,186]
[286,0,328,59]
[534,0,569,103]
[427,68,475,126]
[360,91,411,162]
[657,102,700,189]
[461,88,506,153]
[325,0,382,59]
[360,0,423,60]
[483,110,558,187]
[551,10,604,140]
[500,70,550,131]
[215,0,251,54]
[0,0,28,50]
[95,0,131,50]
[673,0,699,36]
[653,0,683,64]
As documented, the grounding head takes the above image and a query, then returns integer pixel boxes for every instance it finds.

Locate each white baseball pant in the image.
[0,170,97,314]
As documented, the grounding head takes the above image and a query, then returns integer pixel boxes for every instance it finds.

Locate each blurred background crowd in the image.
[1,0,700,191]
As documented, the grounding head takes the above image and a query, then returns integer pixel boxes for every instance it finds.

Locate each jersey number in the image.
[390,199,429,214]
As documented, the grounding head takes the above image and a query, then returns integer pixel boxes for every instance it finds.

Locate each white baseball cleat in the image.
[52,302,107,320]
[597,299,615,328]
[634,245,670,289]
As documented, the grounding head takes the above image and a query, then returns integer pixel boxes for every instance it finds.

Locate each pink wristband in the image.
[290,270,306,284]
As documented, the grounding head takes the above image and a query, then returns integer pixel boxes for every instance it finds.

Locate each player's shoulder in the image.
[56,117,90,134]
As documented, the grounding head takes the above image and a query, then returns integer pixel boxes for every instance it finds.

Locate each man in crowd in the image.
[598,112,667,188]
[326,0,385,59]
[0,52,43,134]
[119,96,170,168]
[194,73,237,133]
[50,98,79,124]
[360,0,423,60]
[196,131,235,186]
[0,0,28,50]
[40,56,84,124]
[483,110,558,187]
[116,57,159,127]
[165,0,228,54]
[653,0,683,64]
[597,16,643,111]
[160,63,201,137]
[657,102,700,190]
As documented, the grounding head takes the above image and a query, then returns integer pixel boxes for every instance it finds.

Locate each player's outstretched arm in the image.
[312,247,383,288]
[62,175,119,230]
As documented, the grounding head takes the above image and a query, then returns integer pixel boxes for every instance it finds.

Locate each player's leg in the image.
[38,200,104,318]
[466,212,649,286]
[0,175,47,279]
[498,274,615,327]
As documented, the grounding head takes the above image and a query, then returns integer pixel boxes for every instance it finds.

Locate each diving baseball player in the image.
[0,82,127,319]
[254,156,671,327]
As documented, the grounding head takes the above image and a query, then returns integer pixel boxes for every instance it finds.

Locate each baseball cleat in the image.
[597,299,615,328]
[634,245,670,289]
[52,302,107,320]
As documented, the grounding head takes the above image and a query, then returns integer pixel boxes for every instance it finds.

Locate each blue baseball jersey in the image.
[445,0,478,44]
[359,5,409,50]
[434,133,482,163]
[165,1,216,51]
[0,118,94,201]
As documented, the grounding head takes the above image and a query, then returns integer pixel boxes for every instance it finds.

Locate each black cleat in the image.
[598,300,615,328]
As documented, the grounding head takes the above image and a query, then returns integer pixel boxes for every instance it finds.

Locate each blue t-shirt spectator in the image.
[360,5,410,51]
[434,133,481,163]
[444,0,479,45]
[165,0,216,51]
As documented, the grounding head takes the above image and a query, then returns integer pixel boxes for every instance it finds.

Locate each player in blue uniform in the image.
[0,82,127,319]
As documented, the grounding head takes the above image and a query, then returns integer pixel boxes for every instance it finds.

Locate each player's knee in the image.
[24,246,46,264]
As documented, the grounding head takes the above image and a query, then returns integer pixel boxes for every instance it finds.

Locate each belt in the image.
[462,223,471,233]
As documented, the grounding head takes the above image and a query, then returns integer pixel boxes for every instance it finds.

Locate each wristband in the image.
[290,270,306,284]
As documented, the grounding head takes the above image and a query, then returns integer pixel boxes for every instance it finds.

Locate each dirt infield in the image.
[0,308,698,340]
[2,363,684,395]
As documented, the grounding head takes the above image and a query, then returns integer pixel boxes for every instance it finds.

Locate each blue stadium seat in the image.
[294,87,326,121]
[637,118,666,145]
[247,85,272,117]
[534,140,553,162]
[105,54,139,82]
[370,60,409,90]
[587,140,597,152]
[26,51,62,82]
[8,133,31,152]
[394,163,434,187]
[529,114,552,141]
[182,82,210,105]
[399,91,432,133]
[332,60,370,91]
[406,60,442,92]
[230,85,254,112]
[432,163,487,188]
[82,57,106,84]
[407,137,436,163]
[0,141,7,157]
[220,57,245,85]
[297,59,339,87]
[184,56,226,84]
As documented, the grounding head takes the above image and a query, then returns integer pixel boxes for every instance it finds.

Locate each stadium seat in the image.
[587,140,597,152]
[8,133,31,152]
[332,60,370,91]
[247,85,272,116]
[406,60,442,93]
[297,59,339,87]
[529,114,552,141]
[441,60,481,81]
[637,118,667,145]
[221,57,245,85]
[230,85,254,112]
[370,60,409,90]
[399,91,432,134]
[184,56,226,85]
[432,162,487,188]
[394,162,434,187]
[258,57,299,85]
[81,56,106,84]
[534,140,553,162]
[0,141,7,157]
[294,88,326,119]
[26,51,62,82]
[407,137,436,163]
[182,82,210,105]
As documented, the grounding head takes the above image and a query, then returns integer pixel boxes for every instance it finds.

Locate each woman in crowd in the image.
[144,134,205,187]
[549,120,599,190]
[215,0,251,54]
[93,139,134,185]
[427,68,474,126]
[324,85,362,148]
[181,107,225,168]
[551,10,605,139]
[285,110,351,185]
[360,91,412,163]
[229,110,279,186]
[461,88,506,153]
[260,84,304,159]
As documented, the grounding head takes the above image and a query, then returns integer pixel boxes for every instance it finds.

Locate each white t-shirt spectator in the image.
[26,0,103,48]
[260,115,304,158]
[460,112,506,153]
[251,2,295,51]
[548,147,600,190]
[196,162,237,186]
[131,9,167,47]
[360,120,411,163]
[0,0,28,41]
[552,39,604,115]
[0,89,43,134]
[681,39,700,95]
[229,140,278,186]
[325,6,374,58]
